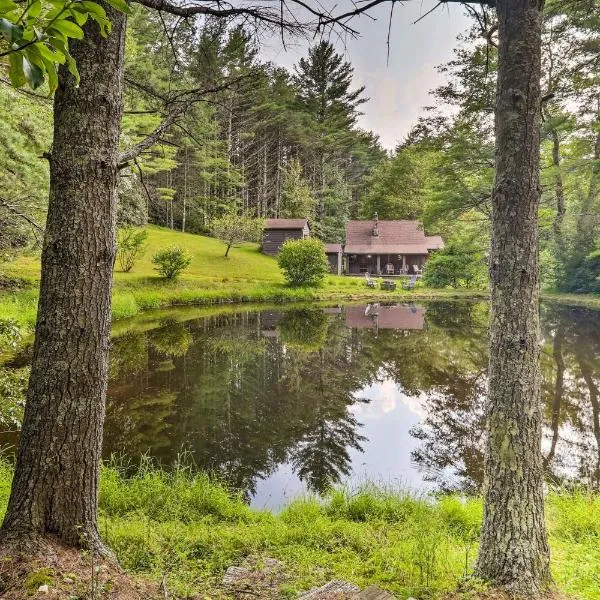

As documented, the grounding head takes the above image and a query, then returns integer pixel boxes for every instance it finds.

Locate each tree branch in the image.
[118,76,250,167]
[0,197,45,243]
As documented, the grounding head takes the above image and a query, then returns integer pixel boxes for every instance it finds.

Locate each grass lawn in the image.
[0,461,597,599]
[0,226,489,339]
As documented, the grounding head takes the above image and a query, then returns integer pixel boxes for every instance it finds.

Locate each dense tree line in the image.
[0,11,385,251]
[360,1,600,292]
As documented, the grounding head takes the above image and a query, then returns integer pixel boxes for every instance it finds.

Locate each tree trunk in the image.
[1,6,126,549]
[550,129,567,283]
[475,0,551,594]
[182,145,188,233]
[544,321,564,470]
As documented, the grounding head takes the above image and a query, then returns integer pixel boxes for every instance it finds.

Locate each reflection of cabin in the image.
[262,219,311,256]
[344,215,443,276]
[345,304,425,331]
[325,244,343,275]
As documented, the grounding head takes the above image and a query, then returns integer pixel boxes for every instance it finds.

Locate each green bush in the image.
[423,233,487,289]
[277,238,329,287]
[116,227,148,273]
[151,246,192,280]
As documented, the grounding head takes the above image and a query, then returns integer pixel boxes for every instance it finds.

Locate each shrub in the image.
[423,233,487,289]
[116,227,148,272]
[151,246,192,280]
[277,238,329,287]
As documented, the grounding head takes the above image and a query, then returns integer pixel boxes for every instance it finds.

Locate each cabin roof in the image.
[325,243,343,253]
[264,218,309,230]
[344,219,443,255]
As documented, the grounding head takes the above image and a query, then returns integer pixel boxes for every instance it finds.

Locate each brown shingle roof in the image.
[344,220,436,255]
[264,218,309,230]
[426,235,444,250]
[325,243,343,253]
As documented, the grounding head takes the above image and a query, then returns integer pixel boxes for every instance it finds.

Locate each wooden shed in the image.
[262,218,311,256]
[325,243,344,275]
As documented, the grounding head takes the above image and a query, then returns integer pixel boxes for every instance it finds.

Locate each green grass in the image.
[0,462,597,599]
[0,226,490,343]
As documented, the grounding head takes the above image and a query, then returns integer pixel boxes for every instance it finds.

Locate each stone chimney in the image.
[372,212,379,237]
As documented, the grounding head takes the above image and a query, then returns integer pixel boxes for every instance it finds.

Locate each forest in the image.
[1,1,598,292]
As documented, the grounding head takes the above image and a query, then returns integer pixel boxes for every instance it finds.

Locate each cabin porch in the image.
[346,253,426,276]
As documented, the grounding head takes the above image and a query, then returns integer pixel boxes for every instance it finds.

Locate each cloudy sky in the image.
[261,1,472,150]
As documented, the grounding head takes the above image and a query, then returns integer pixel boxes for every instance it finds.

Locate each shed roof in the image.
[345,220,438,255]
[325,243,343,253]
[264,218,309,230]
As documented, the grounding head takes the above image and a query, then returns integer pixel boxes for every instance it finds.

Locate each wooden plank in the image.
[297,580,360,599]
[351,585,396,600]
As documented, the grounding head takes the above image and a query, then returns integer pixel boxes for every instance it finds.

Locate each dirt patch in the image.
[0,537,161,599]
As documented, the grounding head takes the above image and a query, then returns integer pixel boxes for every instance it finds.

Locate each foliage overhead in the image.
[0,0,130,91]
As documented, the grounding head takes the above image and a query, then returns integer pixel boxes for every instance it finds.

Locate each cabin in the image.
[324,244,344,275]
[262,218,311,256]
[344,215,443,276]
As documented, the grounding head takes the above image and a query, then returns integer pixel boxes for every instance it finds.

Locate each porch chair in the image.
[365,272,377,288]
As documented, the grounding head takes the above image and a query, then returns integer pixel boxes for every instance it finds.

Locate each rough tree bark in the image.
[0,5,126,549]
[474,0,551,594]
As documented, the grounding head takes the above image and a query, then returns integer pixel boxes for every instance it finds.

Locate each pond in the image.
[2,301,600,508]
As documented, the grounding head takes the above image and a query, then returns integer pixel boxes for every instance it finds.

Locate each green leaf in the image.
[0,17,22,43]
[75,1,111,36]
[41,56,58,91]
[22,55,44,88]
[8,52,25,87]
[27,0,42,18]
[104,0,131,14]
[0,0,18,12]
[69,7,88,26]
[24,44,46,70]
[48,18,84,39]
[77,1,107,17]
[88,12,110,36]
[36,40,66,64]
[48,35,78,82]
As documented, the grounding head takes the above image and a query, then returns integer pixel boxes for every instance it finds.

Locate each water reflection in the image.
[3,301,600,506]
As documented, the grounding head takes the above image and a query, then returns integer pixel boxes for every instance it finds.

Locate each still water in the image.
[5,301,600,508]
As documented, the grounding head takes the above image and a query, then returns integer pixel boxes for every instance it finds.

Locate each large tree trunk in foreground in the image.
[475,0,551,594]
[1,7,126,549]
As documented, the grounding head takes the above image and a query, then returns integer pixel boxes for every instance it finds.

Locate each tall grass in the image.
[0,461,597,598]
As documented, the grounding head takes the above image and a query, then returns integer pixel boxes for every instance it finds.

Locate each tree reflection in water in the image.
[101,302,600,499]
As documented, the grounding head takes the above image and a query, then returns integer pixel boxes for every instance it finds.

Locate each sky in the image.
[260,1,472,150]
